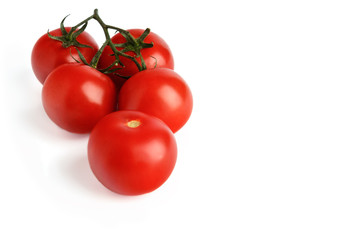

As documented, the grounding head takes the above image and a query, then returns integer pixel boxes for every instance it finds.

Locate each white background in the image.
[1,0,362,239]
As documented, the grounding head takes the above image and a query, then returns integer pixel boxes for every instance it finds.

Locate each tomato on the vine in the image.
[31,27,98,84]
[29,9,193,196]
[118,68,193,133]
[42,63,116,133]
[98,29,174,88]
[88,110,177,195]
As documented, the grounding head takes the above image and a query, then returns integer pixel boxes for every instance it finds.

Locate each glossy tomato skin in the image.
[88,110,177,195]
[31,27,98,84]
[118,68,193,133]
[42,63,116,133]
[98,29,174,88]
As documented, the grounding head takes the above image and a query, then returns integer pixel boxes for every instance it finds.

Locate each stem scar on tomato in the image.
[127,120,141,128]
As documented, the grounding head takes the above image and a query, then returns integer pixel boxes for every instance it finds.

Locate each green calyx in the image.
[47,15,93,49]
[115,28,154,57]
[114,28,154,70]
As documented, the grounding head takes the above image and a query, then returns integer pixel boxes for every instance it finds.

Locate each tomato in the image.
[97,29,174,88]
[118,68,193,133]
[88,110,177,195]
[31,27,98,84]
[42,63,116,133]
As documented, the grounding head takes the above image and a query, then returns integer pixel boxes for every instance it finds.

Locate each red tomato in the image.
[42,63,116,133]
[31,27,98,84]
[97,29,174,88]
[118,68,193,133]
[88,110,177,195]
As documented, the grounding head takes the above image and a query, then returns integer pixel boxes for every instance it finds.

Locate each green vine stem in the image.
[48,9,154,75]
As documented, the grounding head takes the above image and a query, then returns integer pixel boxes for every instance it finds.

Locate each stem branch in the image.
[50,9,152,73]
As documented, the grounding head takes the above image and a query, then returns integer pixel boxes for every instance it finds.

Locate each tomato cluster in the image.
[31,9,192,195]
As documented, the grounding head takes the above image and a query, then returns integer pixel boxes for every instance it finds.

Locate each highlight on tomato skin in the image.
[41,63,117,134]
[118,68,193,133]
[87,110,177,196]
